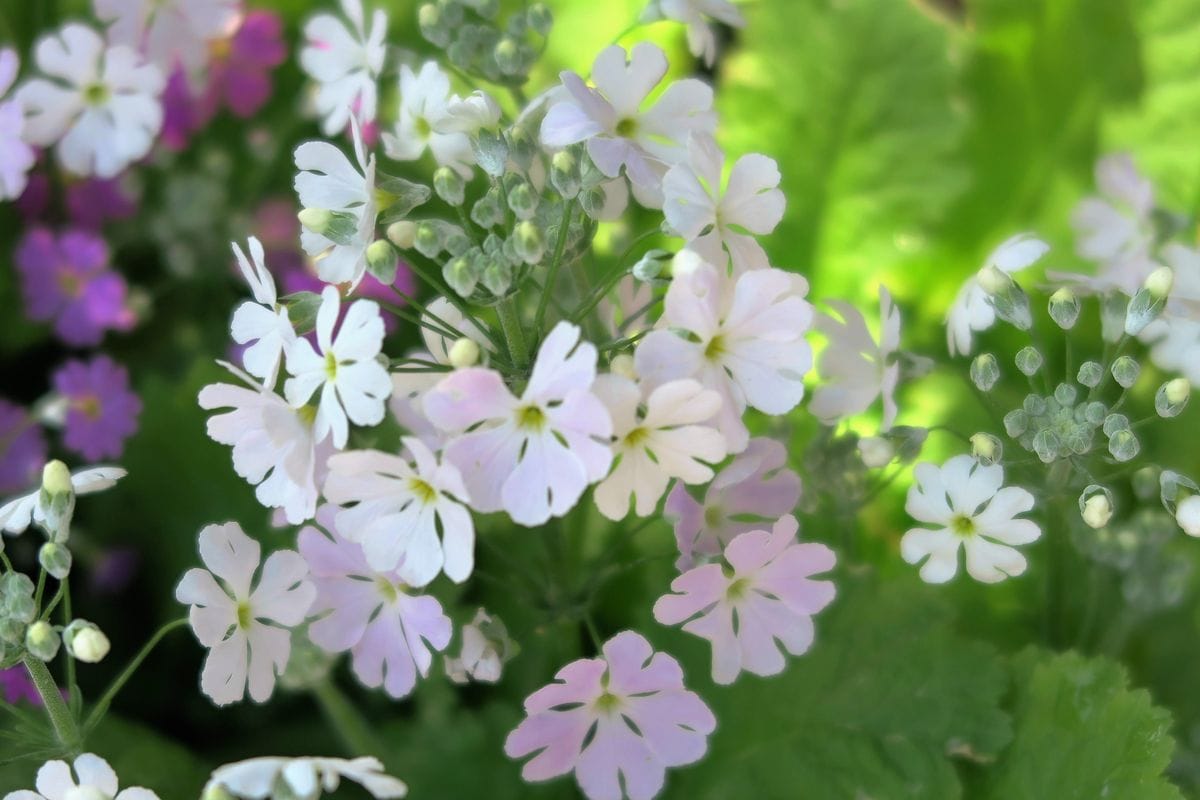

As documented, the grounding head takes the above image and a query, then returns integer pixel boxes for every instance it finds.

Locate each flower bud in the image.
[970,353,1000,392]
[507,181,538,220]
[632,249,673,283]
[1015,346,1043,377]
[527,3,553,35]
[970,433,1003,466]
[609,354,636,380]
[1080,488,1113,530]
[976,264,1010,295]
[433,165,466,206]
[1077,360,1104,388]
[39,542,72,580]
[1053,382,1077,407]
[550,150,581,199]
[202,784,238,800]
[1103,413,1130,436]
[386,220,417,249]
[297,207,331,234]
[857,436,894,468]
[481,259,513,296]
[448,337,481,368]
[39,460,75,542]
[1157,377,1191,417]
[1032,429,1061,463]
[42,460,72,496]
[1107,428,1140,463]
[418,3,450,47]
[298,208,360,246]
[64,620,110,663]
[1176,495,1200,537]
[1110,355,1140,389]
[1003,409,1028,437]
[414,221,443,258]
[25,620,60,662]
[1048,287,1081,329]
[513,221,545,264]
[444,255,479,297]
[365,239,398,284]
[1145,266,1174,299]
[494,37,523,76]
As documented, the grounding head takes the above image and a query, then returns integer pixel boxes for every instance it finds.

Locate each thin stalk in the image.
[24,655,80,753]
[535,200,576,334]
[84,618,188,731]
[498,298,529,370]
[313,680,388,761]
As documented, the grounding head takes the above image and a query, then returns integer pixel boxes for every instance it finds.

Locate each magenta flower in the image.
[0,665,41,705]
[654,515,835,685]
[65,176,137,229]
[199,11,287,122]
[666,437,801,570]
[505,631,716,800]
[0,398,46,495]
[160,65,202,151]
[54,356,142,461]
[298,513,452,699]
[15,228,134,347]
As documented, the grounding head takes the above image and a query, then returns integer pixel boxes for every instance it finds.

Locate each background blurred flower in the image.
[53,355,143,461]
[0,399,46,495]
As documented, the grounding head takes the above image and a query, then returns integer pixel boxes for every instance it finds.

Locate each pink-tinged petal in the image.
[900,527,961,584]
[682,602,739,683]
[198,522,260,599]
[251,550,315,626]
[541,92,606,147]
[724,528,775,574]
[653,563,726,625]
[505,708,594,782]
[435,497,475,583]
[735,594,805,672]
[757,544,837,614]
[604,633,682,695]
[634,330,703,391]
[549,390,613,479]
[352,608,414,697]
[626,690,716,765]
[423,368,516,431]
[396,592,452,674]
[444,424,524,513]
[663,259,724,339]
[503,431,589,525]
[964,537,1028,583]
[526,322,597,403]
[202,629,249,706]
[524,658,607,713]
[576,720,663,800]
[307,578,378,652]
[593,43,667,118]
[721,153,785,235]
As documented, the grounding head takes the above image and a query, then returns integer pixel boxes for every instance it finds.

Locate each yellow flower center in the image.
[408,477,437,504]
[517,405,547,431]
[950,513,976,538]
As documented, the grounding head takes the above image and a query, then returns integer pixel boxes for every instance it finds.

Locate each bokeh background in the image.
[3,0,1200,796]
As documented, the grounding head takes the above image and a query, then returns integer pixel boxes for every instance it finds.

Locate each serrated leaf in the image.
[978,648,1182,800]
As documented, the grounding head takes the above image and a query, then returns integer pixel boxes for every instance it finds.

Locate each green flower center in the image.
[517,405,547,431]
[297,404,318,426]
[704,335,726,361]
[324,351,339,380]
[726,576,751,601]
[82,83,110,105]
[593,690,622,713]
[623,426,649,448]
[704,505,724,529]
[950,513,976,538]
[236,600,252,630]
[615,117,638,138]
[376,577,399,604]
[416,116,432,138]
[408,477,437,504]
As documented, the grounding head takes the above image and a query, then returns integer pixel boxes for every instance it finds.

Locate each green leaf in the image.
[978,648,1182,800]
[663,574,1012,799]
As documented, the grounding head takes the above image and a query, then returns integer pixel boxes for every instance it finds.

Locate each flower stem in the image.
[535,200,576,335]
[498,298,529,370]
[24,654,80,754]
[84,617,188,732]
[313,680,388,761]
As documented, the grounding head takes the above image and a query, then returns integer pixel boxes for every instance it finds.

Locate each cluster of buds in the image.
[419,0,553,85]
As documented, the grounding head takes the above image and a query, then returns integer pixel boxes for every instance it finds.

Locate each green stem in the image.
[24,655,80,753]
[535,200,576,334]
[313,680,388,761]
[498,298,529,370]
[83,618,188,732]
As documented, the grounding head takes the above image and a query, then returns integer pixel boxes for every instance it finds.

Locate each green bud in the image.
[282,291,322,334]
[202,784,238,800]
[507,182,538,220]
[1003,409,1028,437]
[1053,382,1077,407]
[1032,429,1061,463]
[448,337,481,368]
[25,621,60,662]
[1077,360,1104,388]
[64,619,110,663]
[38,460,75,542]
[414,221,444,259]
[42,460,72,496]
[1107,428,1140,462]
[609,353,636,380]
[494,37,523,76]
[1015,346,1043,377]
[444,255,480,297]
[481,259,513,296]
[419,4,450,47]
[550,150,581,199]
[433,166,466,206]
[365,240,398,284]
[471,187,505,228]
[513,221,545,264]
[387,220,417,249]
[38,542,72,580]
[1157,378,1191,418]
[969,353,1000,392]
[1110,355,1140,389]
[580,186,607,218]
[298,208,360,246]
[1048,287,1081,329]
[970,433,1003,466]
[1079,486,1113,529]
[527,2,553,35]
[1022,394,1046,416]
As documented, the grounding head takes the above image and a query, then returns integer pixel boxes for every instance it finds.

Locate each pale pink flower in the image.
[591,375,726,521]
[323,436,474,586]
[666,437,801,571]
[176,522,315,706]
[809,286,901,430]
[635,254,813,452]
[298,516,451,699]
[654,515,835,684]
[504,631,716,800]
[1072,153,1154,269]
[423,322,612,526]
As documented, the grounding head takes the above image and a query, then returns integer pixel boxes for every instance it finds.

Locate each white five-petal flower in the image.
[0,49,35,201]
[300,0,387,136]
[94,0,239,76]
[176,521,316,706]
[206,756,407,800]
[284,286,391,450]
[6,753,160,800]
[231,237,295,386]
[16,23,164,178]
[382,61,473,177]
[901,455,1041,584]
[810,286,901,430]
[0,465,126,543]
[945,234,1048,356]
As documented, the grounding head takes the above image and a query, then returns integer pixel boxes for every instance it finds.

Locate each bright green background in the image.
[3,0,1200,797]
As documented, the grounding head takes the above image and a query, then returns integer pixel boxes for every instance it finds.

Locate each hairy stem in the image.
[498,298,529,371]
[24,654,80,754]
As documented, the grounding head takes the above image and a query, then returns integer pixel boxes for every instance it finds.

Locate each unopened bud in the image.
[527,3,553,34]
[297,207,331,234]
[1107,428,1140,463]
[1080,489,1113,529]
[1048,287,1081,329]
[433,166,466,206]
[448,337,481,368]
[970,433,1002,465]
[39,460,75,542]
[609,354,636,380]
[1077,360,1104,388]
[857,436,894,468]
[970,353,1000,391]
[42,460,72,496]
[481,260,513,296]
[64,620,110,663]
[1015,346,1043,377]
[513,221,545,264]
[550,150,581,199]
[25,620,60,662]
[39,542,72,580]
[444,255,479,297]
[1111,355,1140,389]
[1146,266,1174,299]
[1177,495,1200,537]
[495,37,523,76]
[507,182,538,220]
[977,265,1009,295]
[418,3,450,47]
[202,785,238,800]
[1163,377,1190,407]
[387,220,417,249]
[365,239,398,283]
[414,221,443,258]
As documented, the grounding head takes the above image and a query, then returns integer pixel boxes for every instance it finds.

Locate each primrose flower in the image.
[382,61,473,177]
[654,515,836,684]
[64,176,138,229]
[294,121,378,286]
[505,630,716,800]
[53,356,142,461]
[1072,154,1154,271]
[444,608,515,684]
[650,0,745,66]
[591,375,727,521]
[299,519,452,699]
[198,10,288,121]
[323,436,474,586]
[667,437,802,570]
[0,463,126,541]
[662,133,784,274]
[206,756,407,799]
[636,255,813,452]
[199,361,325,525]
[17,23,164,178]
[231,236,295,385]
[284,286,391,450]
[94,0,239,76]
[902,454,1041,584]
[16,228,135,347]
[0,49,35,201]
[424,322,613,526]
[809,286,901,430]
[6,753,160,800]
[541,43,716,207]
[300,0,387,136]
[945,234,1048,356]
[176,521,315,706]
[0,399,46,495]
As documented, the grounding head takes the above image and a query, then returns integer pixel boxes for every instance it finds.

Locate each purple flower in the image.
[66,176,137,229]
[0,398,46,494]
[199,11,287,122]
[298,510,452,699]
[54,356,142,461]
[16,171,51,220]
[0,665,41,705]
[666,437,802,570]
[654,515,836,685]
[16,228,135,347]
[505,631,716,800]
[161,65,202,151]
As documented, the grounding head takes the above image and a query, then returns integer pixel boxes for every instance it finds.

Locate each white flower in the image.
[901,455,1040,584]
[16,23,164,178]
[438,90,502,134]
[382,62,473,177]
[1142,317,1200,387]
[0,49,35,201]
[94,0,239,75]
[591,375,727,520]
[323,436,474,586]
[945,234,1048,356]
[231,237,295,386]
[654,0,745,67]
[284,286,391,450]
[635,253,813,452]
[1159,242,1200,321]
[176,521,315,706]
[199,361,324,525]
[300,0,387,136]
[1174,495,1200,537]
[663,133,784,274]
[5,753,160,800]
[207,756,407,800]
[810,286,901,430]
[294,121,378,286]
[444,608,513,685]
[0,464,126,542]
[1072,153,1153,268]
[541,42,715,207]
